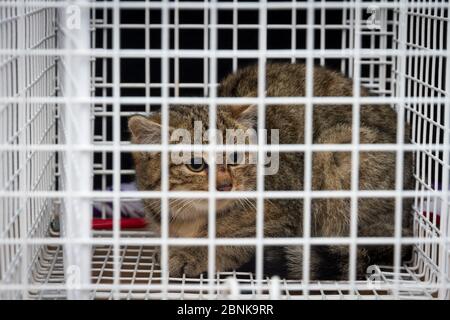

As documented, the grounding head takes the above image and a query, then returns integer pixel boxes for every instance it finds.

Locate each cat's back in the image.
[219,63,355,144]
[218,63,398,144]
[219,63,357,98]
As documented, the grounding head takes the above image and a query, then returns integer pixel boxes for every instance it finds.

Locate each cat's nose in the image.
[216,166,232,191]
[216,182,233,191]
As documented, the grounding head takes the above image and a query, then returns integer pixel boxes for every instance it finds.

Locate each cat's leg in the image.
[153,246,208,278]
[166,226,256,277]
[214,216,299,276]
[167,245,276,278]
[167,203,298,277]
[167,246,208,277]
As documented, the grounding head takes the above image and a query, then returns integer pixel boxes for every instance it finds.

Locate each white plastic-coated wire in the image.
[207,0,218,299]
[112,0,121,300]
[160,0,170,299]
[0,0,449,300]
[349,0,362,296]
[255,0,267,296]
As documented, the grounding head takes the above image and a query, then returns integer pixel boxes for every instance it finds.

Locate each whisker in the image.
[175,199,195,216]
[237,198,248,211]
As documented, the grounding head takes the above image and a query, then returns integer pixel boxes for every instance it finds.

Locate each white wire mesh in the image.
[0,0,449,300]
[0,0,58,299]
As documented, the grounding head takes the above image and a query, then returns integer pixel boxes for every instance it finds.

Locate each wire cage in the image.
[0,0,449,300]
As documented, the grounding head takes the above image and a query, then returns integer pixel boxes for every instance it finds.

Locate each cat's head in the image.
[128,104,257,219]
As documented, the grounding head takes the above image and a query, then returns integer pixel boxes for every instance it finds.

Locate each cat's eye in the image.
[186,158,207,172]
[227,152,243,166]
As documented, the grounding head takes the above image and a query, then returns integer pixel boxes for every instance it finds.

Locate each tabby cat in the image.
[128,63,413,279]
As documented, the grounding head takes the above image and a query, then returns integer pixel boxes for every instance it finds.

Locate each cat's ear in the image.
[229,104,257,128]
[128,115,165,144]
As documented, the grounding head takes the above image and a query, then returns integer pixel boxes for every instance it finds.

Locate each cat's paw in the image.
[168,249,207,278]
[152,247,208,277]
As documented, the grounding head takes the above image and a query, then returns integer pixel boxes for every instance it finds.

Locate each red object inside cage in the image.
[92,218,148,230]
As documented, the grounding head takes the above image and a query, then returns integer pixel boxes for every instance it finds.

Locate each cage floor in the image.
[28,230,437,300]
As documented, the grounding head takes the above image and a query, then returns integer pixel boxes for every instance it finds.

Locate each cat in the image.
[128,63,413,280]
